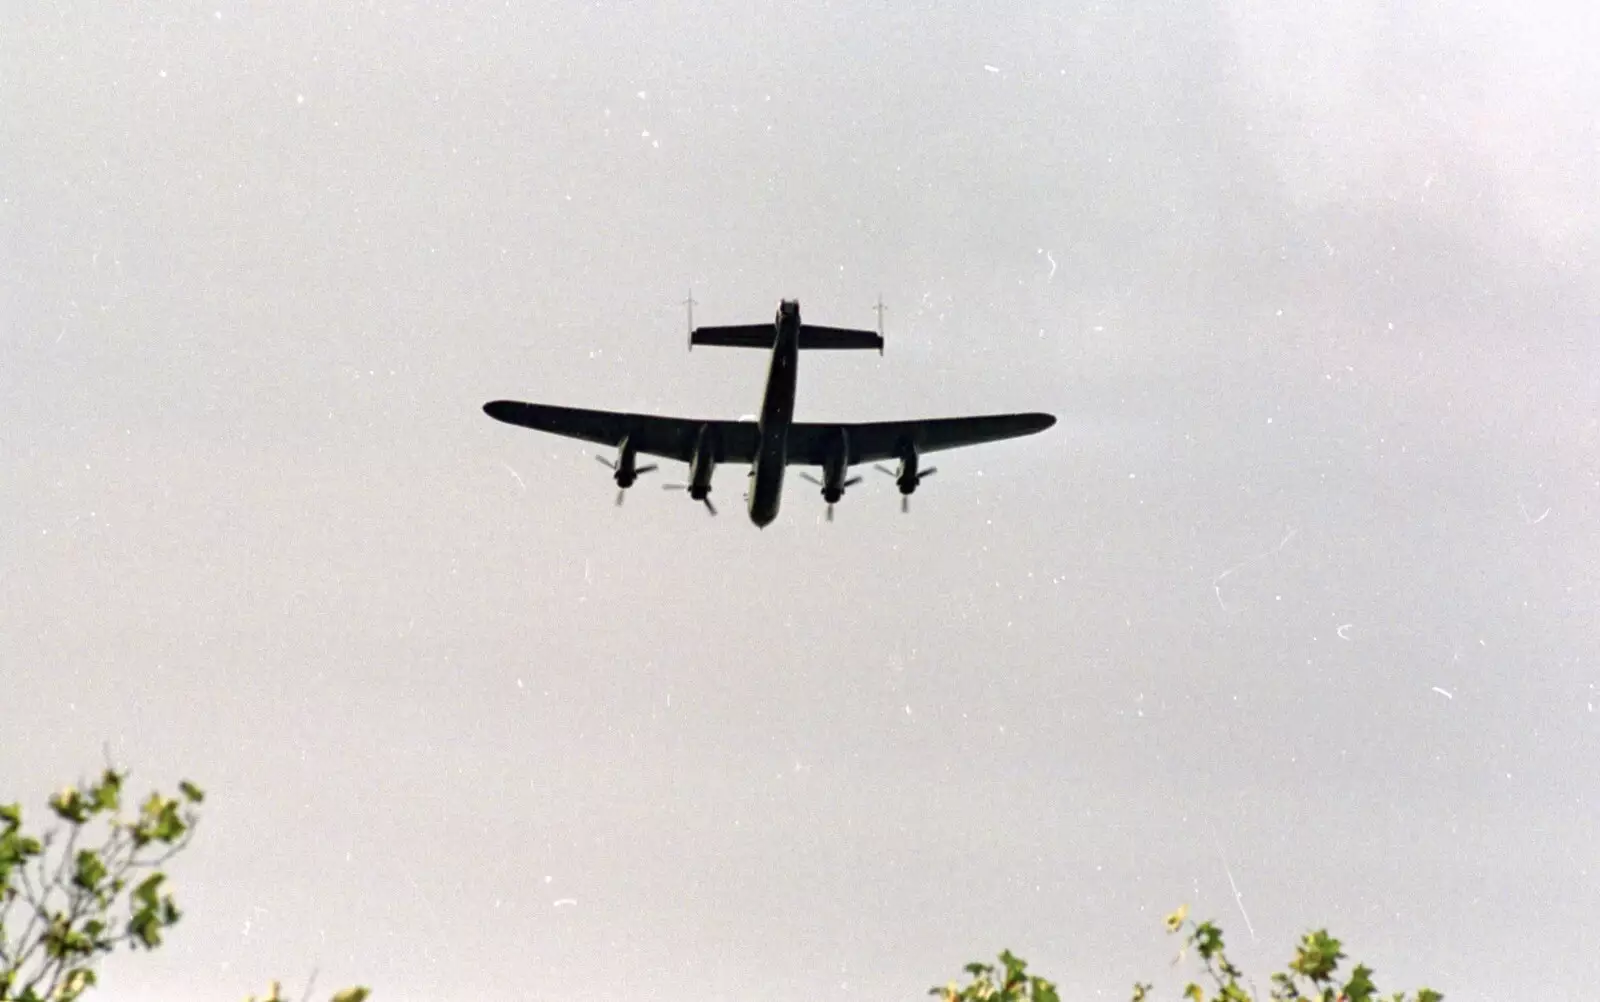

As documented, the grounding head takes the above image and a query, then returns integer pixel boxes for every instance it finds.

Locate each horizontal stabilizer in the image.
[690,324,774,349]
[799,325,883,352]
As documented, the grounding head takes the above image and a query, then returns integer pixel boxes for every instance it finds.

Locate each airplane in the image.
[482,298,1056,528]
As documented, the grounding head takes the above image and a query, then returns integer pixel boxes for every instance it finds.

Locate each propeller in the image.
[597,454,657,507]
[596,455,659,476]
[873,464,938,481]
[800,472,862,522]
[662,483,717,516]
[874,464,936,513]
[800,472,863,489]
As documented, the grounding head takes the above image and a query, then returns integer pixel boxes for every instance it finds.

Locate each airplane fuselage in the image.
[747,300,801,527]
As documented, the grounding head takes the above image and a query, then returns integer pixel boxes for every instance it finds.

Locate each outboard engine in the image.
[596,436,657,505]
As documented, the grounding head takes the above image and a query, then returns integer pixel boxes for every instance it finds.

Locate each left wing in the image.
[483,401,759,464]
[787,412,1055,465]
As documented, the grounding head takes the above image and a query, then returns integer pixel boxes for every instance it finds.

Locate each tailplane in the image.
[690,324,775,349]
[684,293,886,355]
[797,325,882,352]
[688,324,883,351]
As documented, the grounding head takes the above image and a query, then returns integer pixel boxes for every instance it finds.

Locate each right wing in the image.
[787,412,1056,465]
[483,401,759,464]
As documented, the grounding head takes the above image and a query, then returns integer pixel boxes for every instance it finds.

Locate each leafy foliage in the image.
[11,767,1445,1002]
[1139,906,1442,1002]
[0,769,198,1002]
[931,949,1061,1002]
[943,908,1441,1002]
[1,768,369,1002]
[243,983,371,1002]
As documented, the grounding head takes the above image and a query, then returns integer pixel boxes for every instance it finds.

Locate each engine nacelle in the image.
[599,436,658,488]
[802,429,862,518]
[818,428,853,503]
[686,424,716,501]
[877,443,934,510]
[893,448,921,494]
[612,438,642,487]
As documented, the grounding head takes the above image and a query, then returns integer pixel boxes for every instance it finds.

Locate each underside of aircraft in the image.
[484,298,1055,527]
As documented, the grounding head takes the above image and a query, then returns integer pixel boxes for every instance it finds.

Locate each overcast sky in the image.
[4,2,1598,1000]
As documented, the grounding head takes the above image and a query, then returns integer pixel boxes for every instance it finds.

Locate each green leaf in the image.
[132,872,165,910]
[1416,989,1444,1002]
[131,792,167,846]
[159,803,186,842]
[1343,964,1377,1002]
[50,787,90,824]
[330,989,372,1002]
[2,831,27,866]
[0,802,20,830]
[0,828,43,891]
[1191,921,1225,961]
[178,779,206,803]
[1000,949,1027,988]
[44,913,97,960]
[73,848,109,892]
[128,909,162,948]
[58,966,97,1002]
[1184,985,1204,1002]
[1290,930,1345,983]
[92,770,124,812]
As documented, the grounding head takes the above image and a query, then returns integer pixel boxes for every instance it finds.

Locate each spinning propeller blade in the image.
[873,464,936,483]
[803,472,861,519]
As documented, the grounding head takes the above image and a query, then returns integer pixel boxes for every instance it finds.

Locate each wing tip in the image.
[483,400,520,422]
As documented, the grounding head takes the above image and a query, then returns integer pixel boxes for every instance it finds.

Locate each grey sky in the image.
[4,2,1597,1000]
